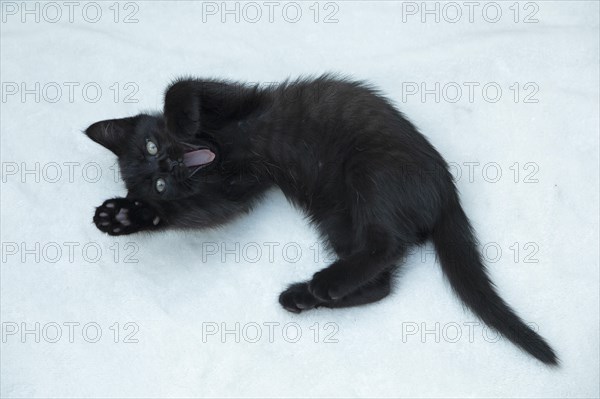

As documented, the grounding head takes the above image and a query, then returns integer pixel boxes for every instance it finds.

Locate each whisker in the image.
[189,166,202,178]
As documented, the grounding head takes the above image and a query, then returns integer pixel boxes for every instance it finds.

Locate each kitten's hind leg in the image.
[278,222,405,312]
[322,270,393,309]
[279,282,321,313]
[308,224,404,302]
[279,270,393,313]
[93,198,162,236]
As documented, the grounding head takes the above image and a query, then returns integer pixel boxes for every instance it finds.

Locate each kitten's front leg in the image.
[93,198,162,236]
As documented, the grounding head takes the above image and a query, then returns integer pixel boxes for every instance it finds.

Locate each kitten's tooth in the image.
[153,216,160,226]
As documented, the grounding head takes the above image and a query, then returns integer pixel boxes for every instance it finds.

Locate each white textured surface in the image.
[1,1,598,398]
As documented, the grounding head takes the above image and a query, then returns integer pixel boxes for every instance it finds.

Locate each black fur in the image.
[85,74,557,365]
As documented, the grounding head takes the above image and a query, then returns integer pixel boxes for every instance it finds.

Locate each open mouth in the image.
[180,142,216,177]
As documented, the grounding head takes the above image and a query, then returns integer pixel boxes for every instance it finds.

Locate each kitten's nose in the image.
[160,158,179,172]
[165,157,188,181]
[168,159,179,171]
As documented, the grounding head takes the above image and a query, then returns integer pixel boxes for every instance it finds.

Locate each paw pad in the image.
[93,198,158,236]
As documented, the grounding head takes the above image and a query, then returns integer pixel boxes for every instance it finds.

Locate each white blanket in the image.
[1,1,598,397]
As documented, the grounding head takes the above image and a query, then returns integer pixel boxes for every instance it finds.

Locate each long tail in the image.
[431,192,558,365]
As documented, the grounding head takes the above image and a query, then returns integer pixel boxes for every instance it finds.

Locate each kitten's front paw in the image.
[93,198,160,236]
[279,283,322,313]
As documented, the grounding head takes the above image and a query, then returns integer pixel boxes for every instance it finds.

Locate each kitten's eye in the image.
[155,178,166,193]
[146,140,158,155]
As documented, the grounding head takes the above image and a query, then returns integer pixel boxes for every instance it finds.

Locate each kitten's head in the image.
[85,114,215,200]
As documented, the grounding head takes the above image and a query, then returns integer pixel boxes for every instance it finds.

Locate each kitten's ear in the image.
[84,116,138,156]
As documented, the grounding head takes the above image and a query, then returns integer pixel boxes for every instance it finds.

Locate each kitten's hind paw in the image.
[93,198,160,236]
[279,283,322,313]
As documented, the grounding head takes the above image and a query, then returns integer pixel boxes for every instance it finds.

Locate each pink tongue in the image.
[183,149,215,167]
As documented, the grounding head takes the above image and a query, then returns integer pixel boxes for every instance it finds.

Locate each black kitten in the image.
[85,74,557,365]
